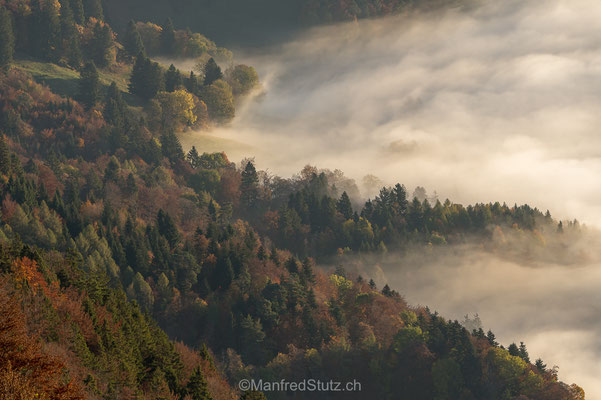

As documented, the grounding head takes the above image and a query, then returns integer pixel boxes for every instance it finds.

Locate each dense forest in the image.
[99,0,470,45]
[0,0,588,398]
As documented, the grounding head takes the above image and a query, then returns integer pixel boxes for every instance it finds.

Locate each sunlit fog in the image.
[180,0,601,228]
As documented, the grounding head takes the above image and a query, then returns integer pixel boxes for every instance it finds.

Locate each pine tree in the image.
[301,258,315,284]
[214,256,233,289]
[59,1,82,67]
[337,191,353,220]
[79,62,99,109]
[31,0,60,61]
[160,18,176,55]
[257,245,266,260]
[518,342,530,363]
[285,257,299,274]
[185,71,199,94]
[129,53,146,96]
[270,247,279,267]
[103,82,125,127]
[199,344,216,371]
[240,161,259,209]
[123,20,144,56]
[0,6,15,69]
[89,22,112,68]
[186,146,200,168]
[0,137,11,175]
[203,58,222,86]
[165,64,182,92]
[160,130,184,164]
[129,53,164,99]
[66,34,83,68]
[125,173,137,195]
[508,342,520,357]
[535,358,547,372]
[157,209,180,247]
[306,288,317,309]
[186,366,212,400]
[103,156,119,182]
[83,0,103,20]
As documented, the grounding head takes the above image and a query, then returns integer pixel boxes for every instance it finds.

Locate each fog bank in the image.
[363,246,601,398]
[181,0,601,227]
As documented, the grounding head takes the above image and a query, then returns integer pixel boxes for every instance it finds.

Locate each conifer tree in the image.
[337,191,353,220]
[518,342,530,363]
[486,330,498,346]
[0,6,15,70]
[157,209,180,247]
[129,53,164,99]
[89,22,112,68]
[59,1,82,67]
[125,173,137,195]
[160,18,176,55]
[104,156,120,183]
[79,61,99,109]
[199,343,216,371]
[203,58,222,86]
[535,358,547,372]
[124,20,144,56]
[186,366,212,400]
[0,137,11,175]
[103,82,125,127]
[129,52,146,96]
[301,258,316,284]
[185,71,199,94]
[31,0,60,61]
[165,64,182,92]
[257,245,266,260]
[508,343,520,357]
[214,256,233,289]
[160,130,184,164]
[240,161,259,209]
[285,257,299,274]
[186,146,200,168]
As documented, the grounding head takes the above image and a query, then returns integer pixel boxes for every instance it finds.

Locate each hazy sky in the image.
[179,1,601,396]
[181,0,601,228]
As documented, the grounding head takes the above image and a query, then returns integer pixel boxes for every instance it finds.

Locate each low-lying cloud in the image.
[343,232,601,398]
[181,0,601,228]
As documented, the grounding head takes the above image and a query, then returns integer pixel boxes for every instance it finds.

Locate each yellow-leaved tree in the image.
[156,89,197,131]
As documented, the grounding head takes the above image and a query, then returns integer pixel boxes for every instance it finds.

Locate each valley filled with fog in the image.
[349,244,601,398]
[182,0,601,227]
[180,0,601,397]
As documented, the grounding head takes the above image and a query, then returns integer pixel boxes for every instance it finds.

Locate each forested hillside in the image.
[100,0,467,46]
[0,0,587,398]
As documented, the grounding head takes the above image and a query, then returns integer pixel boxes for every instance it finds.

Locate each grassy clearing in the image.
[14,58,144,109]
